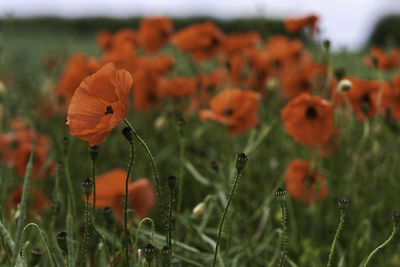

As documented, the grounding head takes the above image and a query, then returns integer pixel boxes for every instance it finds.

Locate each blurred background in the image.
[1,0,400,50]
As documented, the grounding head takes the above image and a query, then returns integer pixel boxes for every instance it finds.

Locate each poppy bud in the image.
[338,79,352,92]
[361,102,370,115]
[61,136,70,155]
[122,126,134,142]
[178,118,185,136]
[334,67,346,81]
[89,145,100,162]
[192,202,206,217]
[235,153,248,172]
[103,206,115,226]
[170,258,182,266]
[82,178,92,196]
[275,188,287,203]
[392,210,400,224]
[29,248,43,266]
[168,175,176,190]
[338,197,349,210]
[144,243,156,263]
[161,245,172,265]
[56,231,68,253]
[372,56,379,68]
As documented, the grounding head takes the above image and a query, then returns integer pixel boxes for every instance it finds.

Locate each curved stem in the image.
[124,140,135,266]
[134,218,155,265]
[80,195,90,267]
[21,223,54,267]
[279,202,288,267]
[362,224,398,267]
[92,160,96,213]
[327,210,345,267]
[212,170,241,267]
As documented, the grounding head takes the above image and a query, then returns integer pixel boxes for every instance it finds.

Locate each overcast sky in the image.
[1,0,400,50]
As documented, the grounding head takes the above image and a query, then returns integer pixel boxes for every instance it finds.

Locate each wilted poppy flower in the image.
[88,169,155,220]
[159,77,198,97]
[284,15,319,34]
[199,88,261,134]
[280,60,325,99]
[365,47,400,70]
[138,17,173,52]
[9,185,51,215]
[67,63,133,146]
[57,53,100,109]
[172,22,224,61]
[336,77,386,119]
[281,93,333,146]
[285,159,328,204]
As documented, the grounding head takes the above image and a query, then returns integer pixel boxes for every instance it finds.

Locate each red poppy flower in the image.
[365,47,400,70]
[57,53,100,109]
[172,22,224,61]
[281,93,333,146]
[138,17,173,52]
[88,169,155,220]
[380,75,400,120]
[285,159,328,204]
[199,88,261,134]
[9,185,51,215]
[67,63,133,146]
[96,30,112,51]
[222,32,261,55]
[284,15,319,34]
[159,77,198,97]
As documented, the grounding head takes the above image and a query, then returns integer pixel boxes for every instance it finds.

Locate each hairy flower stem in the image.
[177,133,184,212]
[212,170,242,267]
[168,183,175,249]
[63,154,76,216]
[362,223,398,267]
[81,195,90,267]
[124,140,135,266]
[279,202,288,267]
[327,210,345,267]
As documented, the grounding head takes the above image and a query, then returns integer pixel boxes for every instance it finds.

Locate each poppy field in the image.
[0,15,400,266]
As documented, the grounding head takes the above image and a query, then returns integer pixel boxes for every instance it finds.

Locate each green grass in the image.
[0,18,400,266]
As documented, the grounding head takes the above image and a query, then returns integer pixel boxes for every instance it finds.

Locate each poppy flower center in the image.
[305,106,318,119]
[105,106,114,115]
[224,109,234,116]
[361,94,371,105]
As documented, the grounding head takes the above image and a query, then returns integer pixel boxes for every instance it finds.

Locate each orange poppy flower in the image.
[67,63,133,146]
[284,15,319,34]
[222,32,261,55]
[151,55,175,75]
[96,30,112,51]
[57,53,100,109]
[159,77,198,97]
[280,60,325,99]
[285,159,328,204]
[199,88,261,134]
[132,57,162,110]
[88,169,155,220]
[336,77,386,119]
[9,185,51,215]
[380,75,400,120]
[365,47,400,70]
[138,17,173,52]
[172,22,224,61]
[281,93,333,146]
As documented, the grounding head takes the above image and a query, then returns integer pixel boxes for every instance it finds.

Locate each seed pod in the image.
[56,231,68,253]
[122,126,134,142]
[89,145,100,162]
[235,153,248,172]
[82,178,93,196]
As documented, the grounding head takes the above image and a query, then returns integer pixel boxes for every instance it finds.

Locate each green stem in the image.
[362,224,398,267]
[133,218,155,265]
[124,140,135,266]
[92,160,96,213]
[177,135,184,212]
[0,217,15,252]
[21,223,54,267]
[81,195,90,267]
[327,210,345,267]
[212,170,241,267]
[168,184,175,249]
[63,154,76,217]
[279,202,288,267]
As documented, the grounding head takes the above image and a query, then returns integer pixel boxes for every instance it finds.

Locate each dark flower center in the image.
[361,93,370,105]
[224,109,234,116]
[105,106,113,115]
[300,79,310,90]
[305,106,318,119]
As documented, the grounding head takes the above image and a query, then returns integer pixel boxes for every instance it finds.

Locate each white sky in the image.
[1,0,400,50]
